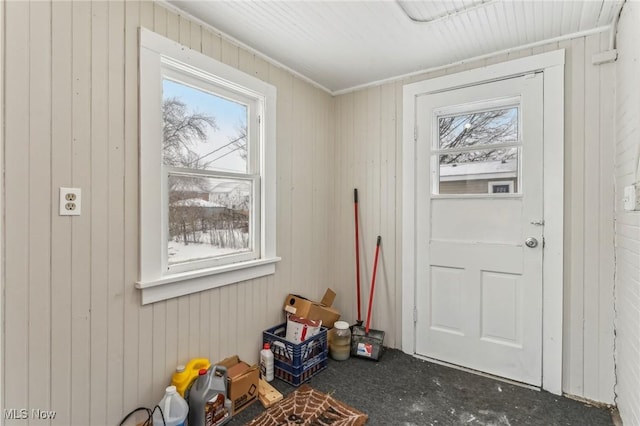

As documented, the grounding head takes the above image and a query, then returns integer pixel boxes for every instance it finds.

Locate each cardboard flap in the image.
[227,361,251,379]
[217,355,241,369]
[320,288,336,307]
[283,289,341,328]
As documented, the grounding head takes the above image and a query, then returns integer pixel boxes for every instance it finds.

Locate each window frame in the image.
[431,97,523,197]
[137,28,279,304]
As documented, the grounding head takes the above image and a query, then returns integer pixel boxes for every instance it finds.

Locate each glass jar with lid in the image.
[329,321,351,361]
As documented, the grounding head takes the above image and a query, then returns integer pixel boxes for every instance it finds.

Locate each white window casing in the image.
[137,28,279,304]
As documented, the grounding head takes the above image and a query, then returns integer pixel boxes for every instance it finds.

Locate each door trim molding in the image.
[401,50,565,395]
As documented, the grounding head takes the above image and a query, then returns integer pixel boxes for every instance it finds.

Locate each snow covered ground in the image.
[167,229,249,264]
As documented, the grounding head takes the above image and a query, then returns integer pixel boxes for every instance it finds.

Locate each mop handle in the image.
[365,236,382,334]
[354,189,362,322]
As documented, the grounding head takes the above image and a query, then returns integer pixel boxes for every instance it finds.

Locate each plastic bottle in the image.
[260,343,274,382]
[171,358,211,399]
[152,386,189,426]
[329,321,351,361]
[188,366,231,426]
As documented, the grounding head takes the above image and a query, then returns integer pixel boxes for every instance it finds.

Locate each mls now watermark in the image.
[4,408,57,420]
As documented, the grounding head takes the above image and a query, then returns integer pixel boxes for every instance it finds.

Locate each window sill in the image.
[136,257,281,304]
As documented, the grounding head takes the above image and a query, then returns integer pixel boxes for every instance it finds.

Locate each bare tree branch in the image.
[162,97,218,168]
[438,108,517,164]
[230,121,247,161]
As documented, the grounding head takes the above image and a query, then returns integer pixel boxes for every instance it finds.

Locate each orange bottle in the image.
[171,358,211,399]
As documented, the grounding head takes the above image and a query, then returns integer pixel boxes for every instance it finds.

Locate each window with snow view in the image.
[138,29,278,304]
[433,102,522,195]
[163,79,255,270]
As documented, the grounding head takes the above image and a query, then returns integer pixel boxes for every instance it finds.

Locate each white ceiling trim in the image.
[157,0,334,94]
[158,0,615,97]
[333,24,612,96]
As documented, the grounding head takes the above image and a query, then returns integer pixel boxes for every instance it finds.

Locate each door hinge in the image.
[543,237,546,248]
[414,126,418,142]
[413,307,418,323]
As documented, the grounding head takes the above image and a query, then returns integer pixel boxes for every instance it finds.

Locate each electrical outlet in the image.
[623,184,640,211]
[59,187,81,216]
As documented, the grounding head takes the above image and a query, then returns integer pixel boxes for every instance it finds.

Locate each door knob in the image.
[525,237,538,248]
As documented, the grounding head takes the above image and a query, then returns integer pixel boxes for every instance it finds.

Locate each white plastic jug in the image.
[152,385,189,426]
[260,343,274,382]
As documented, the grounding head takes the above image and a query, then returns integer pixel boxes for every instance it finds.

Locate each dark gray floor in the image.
[229,348,615,426]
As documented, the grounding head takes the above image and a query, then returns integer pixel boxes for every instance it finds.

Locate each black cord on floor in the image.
[119,405,165,426]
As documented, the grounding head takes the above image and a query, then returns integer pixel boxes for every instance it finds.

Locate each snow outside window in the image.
[433,99,522,196]
[137,28,279,304]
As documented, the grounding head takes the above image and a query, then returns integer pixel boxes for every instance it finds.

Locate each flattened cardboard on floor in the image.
[283,288,340,329]
[216,355,259,415]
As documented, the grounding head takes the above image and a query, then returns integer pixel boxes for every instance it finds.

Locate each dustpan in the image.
[351,236,385,361]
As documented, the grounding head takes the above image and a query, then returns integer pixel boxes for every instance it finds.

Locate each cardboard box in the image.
[216,355,259,415]
[283,288,340,329]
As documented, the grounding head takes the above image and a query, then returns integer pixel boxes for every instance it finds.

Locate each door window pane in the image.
[168,174,252,265]
[438,147,519,194]
[438,107,518,149]
[163,79,248,173]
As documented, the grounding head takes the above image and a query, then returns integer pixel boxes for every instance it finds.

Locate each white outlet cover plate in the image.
[59,187,81,216]
[622,184,640,212]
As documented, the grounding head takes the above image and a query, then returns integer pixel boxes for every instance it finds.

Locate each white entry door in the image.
[414,73,544,386]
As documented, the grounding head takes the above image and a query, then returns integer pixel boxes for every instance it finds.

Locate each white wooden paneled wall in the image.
[614,3,640,425]
[2,1,622,424]
[332,33,616,403]
[2,1,333,425]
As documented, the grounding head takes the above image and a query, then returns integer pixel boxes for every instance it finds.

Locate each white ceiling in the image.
[166,0,624,94]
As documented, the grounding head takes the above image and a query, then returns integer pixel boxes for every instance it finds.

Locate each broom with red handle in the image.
[354,189,363,327]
